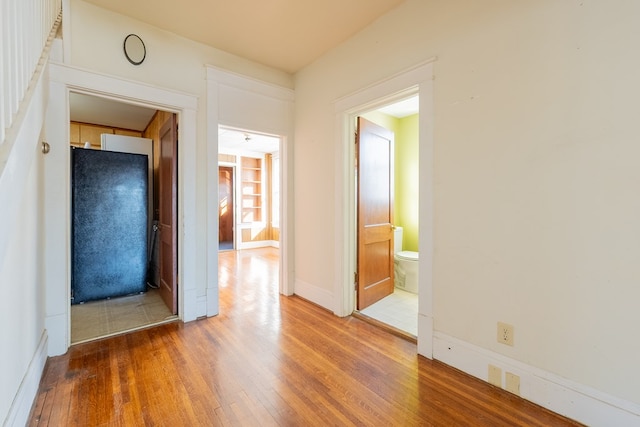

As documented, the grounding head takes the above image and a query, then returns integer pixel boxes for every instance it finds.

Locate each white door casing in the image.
[44,63,198,356]
[205,65,295,311]
[333,59,435,358]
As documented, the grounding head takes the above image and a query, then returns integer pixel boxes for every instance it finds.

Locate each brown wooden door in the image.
[218,166,234,247]
[159,114,178,314]
[357,117,395,310]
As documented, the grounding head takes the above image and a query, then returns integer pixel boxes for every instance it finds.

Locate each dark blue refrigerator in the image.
[71,147,148,304]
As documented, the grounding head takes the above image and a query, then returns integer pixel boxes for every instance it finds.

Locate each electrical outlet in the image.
[488,365,502,387]
[497,322,514,346]
[505,372,520,395]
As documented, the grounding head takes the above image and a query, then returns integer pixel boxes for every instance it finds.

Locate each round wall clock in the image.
[123,34,146,65]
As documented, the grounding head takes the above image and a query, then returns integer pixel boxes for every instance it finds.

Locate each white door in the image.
[101,134,154,242]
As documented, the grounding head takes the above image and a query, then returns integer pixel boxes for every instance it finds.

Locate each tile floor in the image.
[359,288,418,336]
[70,288,177,344]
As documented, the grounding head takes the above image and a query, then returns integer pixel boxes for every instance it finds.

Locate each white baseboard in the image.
[44,312,67,356]
[433,332,640,426]
[294,279,333,311]
[182,288,197,322]
[196,294,207,318]
[238,240,277,250]
[417,312,433,357]
[206,286,219,317]
[5,331,48,427]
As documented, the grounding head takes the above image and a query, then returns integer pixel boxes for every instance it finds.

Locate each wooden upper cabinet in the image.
[70,122,80,145]
[79,124,114,148]
[115,128,142,137]
[219,153,236,163]
[70,122,143,148]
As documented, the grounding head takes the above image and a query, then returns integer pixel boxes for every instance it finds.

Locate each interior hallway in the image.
[29,247,580,426]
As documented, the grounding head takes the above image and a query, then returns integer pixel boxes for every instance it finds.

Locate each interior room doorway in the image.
[333,59,435,357]
[68,92,179,344]
[354,96,420,337]
[217,126,282,293]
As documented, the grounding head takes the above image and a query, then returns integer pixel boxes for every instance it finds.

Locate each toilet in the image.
[393,227,419,294]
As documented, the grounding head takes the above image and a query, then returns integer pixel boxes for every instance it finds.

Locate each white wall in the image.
[65,0,294,313]
[68,0,292,89]
[36,3,294,355]
[294,0,640,417]
[206,66,295,306]
[0,127,47,426]
[0,34,51,421]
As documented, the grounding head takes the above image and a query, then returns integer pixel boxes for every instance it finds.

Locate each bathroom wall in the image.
[395,114,419,252]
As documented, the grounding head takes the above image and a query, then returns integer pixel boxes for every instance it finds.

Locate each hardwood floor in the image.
[29,247,581,426]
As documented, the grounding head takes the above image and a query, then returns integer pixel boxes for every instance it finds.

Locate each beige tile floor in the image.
[359,288,418,336]
[70,289,177,344]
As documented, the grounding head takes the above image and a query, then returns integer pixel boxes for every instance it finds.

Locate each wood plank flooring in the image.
[29,247,581,426]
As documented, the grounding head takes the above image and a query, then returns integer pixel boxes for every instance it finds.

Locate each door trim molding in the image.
[44,62,198,355]
[333,58,435,358]
[206,65,295,311]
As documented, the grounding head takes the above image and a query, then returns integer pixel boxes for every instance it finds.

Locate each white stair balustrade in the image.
[1,0,61,146]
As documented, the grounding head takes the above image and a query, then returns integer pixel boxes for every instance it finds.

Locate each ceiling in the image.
[219,128,280,154]
[377,96,419,118]
[70,92,156,131]
[81,0,405,74]
[70,0,414,151]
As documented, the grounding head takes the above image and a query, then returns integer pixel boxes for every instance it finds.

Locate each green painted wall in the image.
[360,112,419,252]
[395,114,419,252]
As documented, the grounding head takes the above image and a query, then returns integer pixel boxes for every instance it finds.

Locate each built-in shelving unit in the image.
[241,157,262,222]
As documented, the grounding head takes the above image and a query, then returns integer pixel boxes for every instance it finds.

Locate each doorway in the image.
[217,126,282,296]
[332,58,435,357]
[44,64,199,354]
[68,92,179,344]
[355,97,420,336]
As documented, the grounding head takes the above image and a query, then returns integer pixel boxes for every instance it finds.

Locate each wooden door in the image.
[218,166,234,247]
[356,117,395,310]
[159,114,178,314]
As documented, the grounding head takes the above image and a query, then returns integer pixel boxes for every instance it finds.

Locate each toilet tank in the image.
[394,226,403,254]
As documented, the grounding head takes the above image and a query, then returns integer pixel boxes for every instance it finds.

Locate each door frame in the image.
[206,66,295,310]
[44,63,198,355]
[333,59,435,358]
